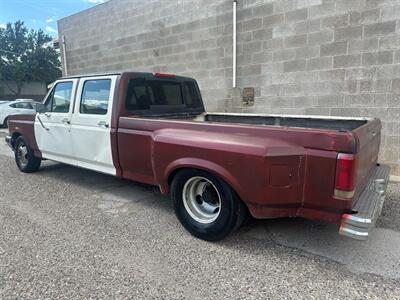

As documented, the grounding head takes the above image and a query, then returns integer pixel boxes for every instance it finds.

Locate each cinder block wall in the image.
[58,0,400,175]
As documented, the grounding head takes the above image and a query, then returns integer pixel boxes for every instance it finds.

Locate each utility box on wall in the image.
[242,87,255,107]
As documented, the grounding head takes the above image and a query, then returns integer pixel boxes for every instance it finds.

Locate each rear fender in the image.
[159,158,243,199]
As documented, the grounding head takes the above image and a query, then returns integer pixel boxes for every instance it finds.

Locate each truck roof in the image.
[61,71,196,81]
[61,72,122,79]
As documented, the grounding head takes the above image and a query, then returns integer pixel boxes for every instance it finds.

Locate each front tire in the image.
[3,117,8,128]
[14,136,41,173]
[171,169,247,241]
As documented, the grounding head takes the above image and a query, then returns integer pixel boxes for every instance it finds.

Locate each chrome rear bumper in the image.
[339,164,390,241]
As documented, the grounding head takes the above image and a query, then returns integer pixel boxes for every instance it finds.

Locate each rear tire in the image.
[171,169,247,241]
[14,136,41,173]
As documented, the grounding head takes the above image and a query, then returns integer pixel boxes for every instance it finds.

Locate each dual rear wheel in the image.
[171,169,248,241]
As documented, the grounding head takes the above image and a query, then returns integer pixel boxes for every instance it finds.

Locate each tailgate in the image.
[352,118,382,200]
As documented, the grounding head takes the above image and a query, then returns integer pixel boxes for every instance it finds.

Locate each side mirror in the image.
[35,103,47,114]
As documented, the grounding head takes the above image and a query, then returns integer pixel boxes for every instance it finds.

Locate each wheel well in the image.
[168,167,233,190]
[168,167,243,201]
[12,132,22,140]
[168,167,249,215]
[168,168,185,186]
[11,132,22,148]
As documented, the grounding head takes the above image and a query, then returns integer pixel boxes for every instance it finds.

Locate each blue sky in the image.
[0,0,107,37]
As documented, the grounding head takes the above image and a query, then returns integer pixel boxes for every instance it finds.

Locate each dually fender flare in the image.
[159,157,244,199]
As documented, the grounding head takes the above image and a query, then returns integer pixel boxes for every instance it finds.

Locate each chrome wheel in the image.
[17,143,28,168]
[182,176,221,224]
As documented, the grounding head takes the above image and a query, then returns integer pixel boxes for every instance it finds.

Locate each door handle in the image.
[97,121,109,128]
[61,118,71,124]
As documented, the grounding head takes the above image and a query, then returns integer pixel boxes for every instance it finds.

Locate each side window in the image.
[44,82,73,113]
[80,79,111,115]
[9,104,17,108]
[183,82,202,108]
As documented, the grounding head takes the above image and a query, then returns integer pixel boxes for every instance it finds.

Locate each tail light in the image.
[334,153,357,199]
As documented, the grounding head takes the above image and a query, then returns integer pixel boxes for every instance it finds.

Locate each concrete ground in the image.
[0,129,399,299]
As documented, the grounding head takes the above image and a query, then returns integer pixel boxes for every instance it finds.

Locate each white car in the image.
[0,99,36,128]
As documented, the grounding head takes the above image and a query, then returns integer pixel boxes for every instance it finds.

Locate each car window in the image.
[15,102,33,109]
[125,79,184,110]
[147,80,183,106]
[183,82,202,108]
[80,79,111,115]
[44,81,73,113]
[125,78,149,110]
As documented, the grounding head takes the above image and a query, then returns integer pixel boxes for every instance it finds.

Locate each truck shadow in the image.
[37,160,170,211]
[39,160,157,191]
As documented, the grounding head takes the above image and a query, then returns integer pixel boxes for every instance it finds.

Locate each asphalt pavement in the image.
[0,129,399,299]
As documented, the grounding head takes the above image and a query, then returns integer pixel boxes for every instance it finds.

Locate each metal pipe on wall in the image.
[233,0,237,88]
[62,35,68,76]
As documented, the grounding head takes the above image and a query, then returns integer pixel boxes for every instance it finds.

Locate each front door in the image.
[70,76,117,175]
[34,79,77,165]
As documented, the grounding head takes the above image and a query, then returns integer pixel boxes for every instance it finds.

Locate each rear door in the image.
[70,75,117,175]
[34,79,77,164]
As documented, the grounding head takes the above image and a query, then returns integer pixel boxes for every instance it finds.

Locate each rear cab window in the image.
[125,77,204,114]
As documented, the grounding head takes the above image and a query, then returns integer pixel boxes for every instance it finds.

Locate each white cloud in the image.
[46,18,54,23]
[0,24,6,29]
[32,19,37,23]
[46,26,57,34]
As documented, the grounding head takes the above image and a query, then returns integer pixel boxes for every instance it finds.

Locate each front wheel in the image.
[3,117,8,128]
[171,169,247,241]
[14,136,41,173]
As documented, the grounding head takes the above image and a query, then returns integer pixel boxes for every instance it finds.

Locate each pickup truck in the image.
[5,72,390,241]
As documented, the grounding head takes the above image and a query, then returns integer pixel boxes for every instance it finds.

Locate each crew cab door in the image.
[70,76,117,175]
[34,79,77,165]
